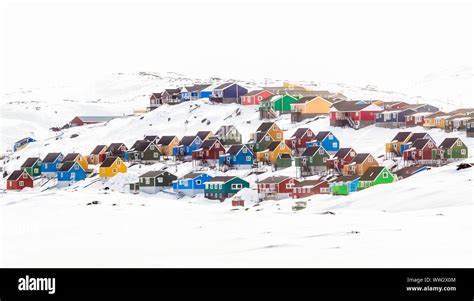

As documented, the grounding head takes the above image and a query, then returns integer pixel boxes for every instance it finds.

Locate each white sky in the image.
[1,0,472,90]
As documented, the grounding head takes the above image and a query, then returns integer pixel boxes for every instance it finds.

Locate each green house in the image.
[330,175,360,195]
[21,157,42,177]
[260,94,297,113]
[295,146,330,176]
[358,166,396,190]
[432,138,468,160]
[275,153,293,170]
[204,176,249,201]
[134,170,177,194]
[128,140,161,163]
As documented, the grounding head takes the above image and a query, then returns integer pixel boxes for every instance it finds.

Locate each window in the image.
[145,178,150,185]
[350,152,355,157]
[74,165,79,170]
[309,157,313,163]
[265,136,270,141]
[23,174,28,179]
[242,148,247,153]
[368,156,373,162]
[112,168,117,173]
[141,153,144,158]
[231,184,242,190]
[153,152,159,158]
[457,141,462,146]
[276,133,281,139]
[332,142,338,148]
[44,163,48,169]
[308,132,312,137]
[19,181,24,187]
[246,156,251,161]
[219,184,222,189]
[158,177,163,183]
[258,96,262,101]
[461,149,466,155]
[56,163,60,169]
[383,172,388,178]
[150,145,154,150]
[9,181,12,187]
[319,149,324,154]
[196,180,201,185]
[323,157,327,162]
[328,134,333,140]
[280,144,285,150]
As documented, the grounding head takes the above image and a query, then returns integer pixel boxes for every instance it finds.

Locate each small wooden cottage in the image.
[128,140,161,163]
[295,145,330,176]
[88,145,108,164]
[290,96,334,122]
[6,170,33,190]
[209,82,248,104]
[403,139,437,162]
[342,153,378,176]
[259,94,297,119]
[196,131,214,141]
[330,175,360,195]
[149,92,163,109]
[432,138,468,161]
[467,118,474,138]
[13,137,36,152]
[256,141,292,164]
[156,136,180,157]
[305,131,340,154]
[394,165,428,180]
[329,101,383,129]
[257,176,299,200]
[214,125,242,145]
[250,122,284,152]
[325,147,357,173]
[290,180,330,199]
[358,166,396,190]
[162,88,182,105]
[63,153,88,171]
[405,112,432,127]
[375,108,416,128]
[422,111,449,129]
[106,143,128,161]
[385,132,413,157]
[218,144,255,169]
[133,171,177,194]
[41,153,64,177]
[241,90,273,106]
[57,161,86,184]
[172,172,213,195]
[99,156,127,178]
[192,139,226,167]
[21,157,42,177]
[285,128,315,154]
[68,116,119,127]
[172,136,203,161]
[204,176,249,201]
[444,114,474,132]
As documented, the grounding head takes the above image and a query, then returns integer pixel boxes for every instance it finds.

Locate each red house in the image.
[285,128,315,154]
[241,90,273,106]
[69,116,119,127]
[329,101,383,129]
[6,170,33,190]
[291,180,330,198]
[387,101,410,110]
[326,147,357,172]
[405,112,431,127]
[403,139,437,162]
[257,176,299,200]
[192,139,226,167]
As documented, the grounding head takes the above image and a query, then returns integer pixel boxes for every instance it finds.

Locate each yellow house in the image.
[291,96,333,114]
[157,136,179,156]
[99,156,127,178]
[256,141,292,163]
[63,153,88,171]
[385,132,413,156]
[423,111,448,129]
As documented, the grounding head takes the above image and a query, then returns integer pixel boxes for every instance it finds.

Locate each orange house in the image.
[157,136,179,157]
[256,141,292,163]
[63,153,88,171]
[342,153,378,176]
[423,111,448,129]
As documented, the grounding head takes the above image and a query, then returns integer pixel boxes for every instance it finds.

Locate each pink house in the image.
[241,90,273,106]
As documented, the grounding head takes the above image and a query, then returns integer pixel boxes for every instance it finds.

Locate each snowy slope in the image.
[1,70,473,267]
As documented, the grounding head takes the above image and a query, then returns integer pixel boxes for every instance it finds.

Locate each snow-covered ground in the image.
[1,71,473,267]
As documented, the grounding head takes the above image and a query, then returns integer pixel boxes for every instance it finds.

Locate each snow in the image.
[1,72,473,267]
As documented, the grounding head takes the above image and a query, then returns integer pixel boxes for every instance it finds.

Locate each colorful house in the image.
[444,114,474,132]
[250,122,284,152]
[134,171,177,194]
[68,116,119,127]
[384,101,410,110]
[162,88,182,105]
[290,180,330,199]
[342,153,378,176]
[63,153,88,171]
[326,147,357,173]
[257,176,299,200]
[385,132,413,157]
[21,157,42,177]
[41,153,64,177]
[394,165,428,180]
[290,96,334,122]
[214,125,242,145]
[57,161,87,184]
[99,156,127,178]
[259,94,297,119]
[403,139,437,162]
[196,131,214,141]
[330,175,360,195]
[13,137,36,152]
[209,82,248,104]
[191,139,226,167]
[6,170,33,190]
[295,146,330,176]
[172,136,203,161]
[275,153,293,170]
[143,135,160,145]
[204,176,249,201]
[128,140,161,163]
[241,90,273,106]
[106,143,128,161]
[358,166,396,190]
[218,144,255,169]
[149,92,163,109]
[88,145,108,164]
[172,172,213,195]
[156,136,180,157]
[305,131,340,154]
[375,108,416,128]
[181,84,213,101]
[256,141,292,164]
[432,138,468,161]
[329,101,383,129]
[467,118,474,138]
[422,111,448,129]
[285,128,316,154]
[405,112,432,127]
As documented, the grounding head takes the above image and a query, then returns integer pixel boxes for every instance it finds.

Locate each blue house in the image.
[209,82,248,104]
[306,131,340,154]
[41,152,64,177]
[181,84,213,101]
[172,135,203,161]
[172,172,213,195]
[219,144,255,169]
[13,137,36,152]
[330,175,360,195]
[375,108,416,128]
[57,161,86,185]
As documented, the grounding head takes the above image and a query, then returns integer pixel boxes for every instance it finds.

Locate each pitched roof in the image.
[181,172,206,179]
[314,131,330,142]
[243,90,270,96]
[215,125,238,136]
[7,170,29,181]
[107,143,127,154]
[186,84,212,92]
[100,156,119,168]
[448,108,474,115]
[331,101,372,112]
[133,141,153,152]
[144,135,159,142]
[58,161,81,171]
[426,111,447,118]
[259,176,290,184]
[256,122,275,133]
[214,82,234,90]
[301,146,323,157]
[208,176,236,183]
[391,132,412,142]
[293,180,326,188]
[63,153,81,162]
[291,128,310,139]
[90,145,107,155]
[394,165,426,178]
[359,166,386,181]
[351,153,371,164]
[196,131,212,141]
[131,140,147,150]
[406,133,428,144]
[42,152,62,163]
[75,116,119,123]
[279,153,292,159]
[411,138,430,149]
[291,96,320,104]
[157,136,177,146]
[200,139,218,149]
[179,136,199,146]
[266,141,282,151]
[164,88,181,94]
[226,144,245,155]
[438,138,461,149]
[21,157,40,168]
[140,170,166,178]
[333,148,354,159]
[334,175,360,182]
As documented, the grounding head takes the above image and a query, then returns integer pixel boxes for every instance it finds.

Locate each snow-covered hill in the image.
[1,70,473,267]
